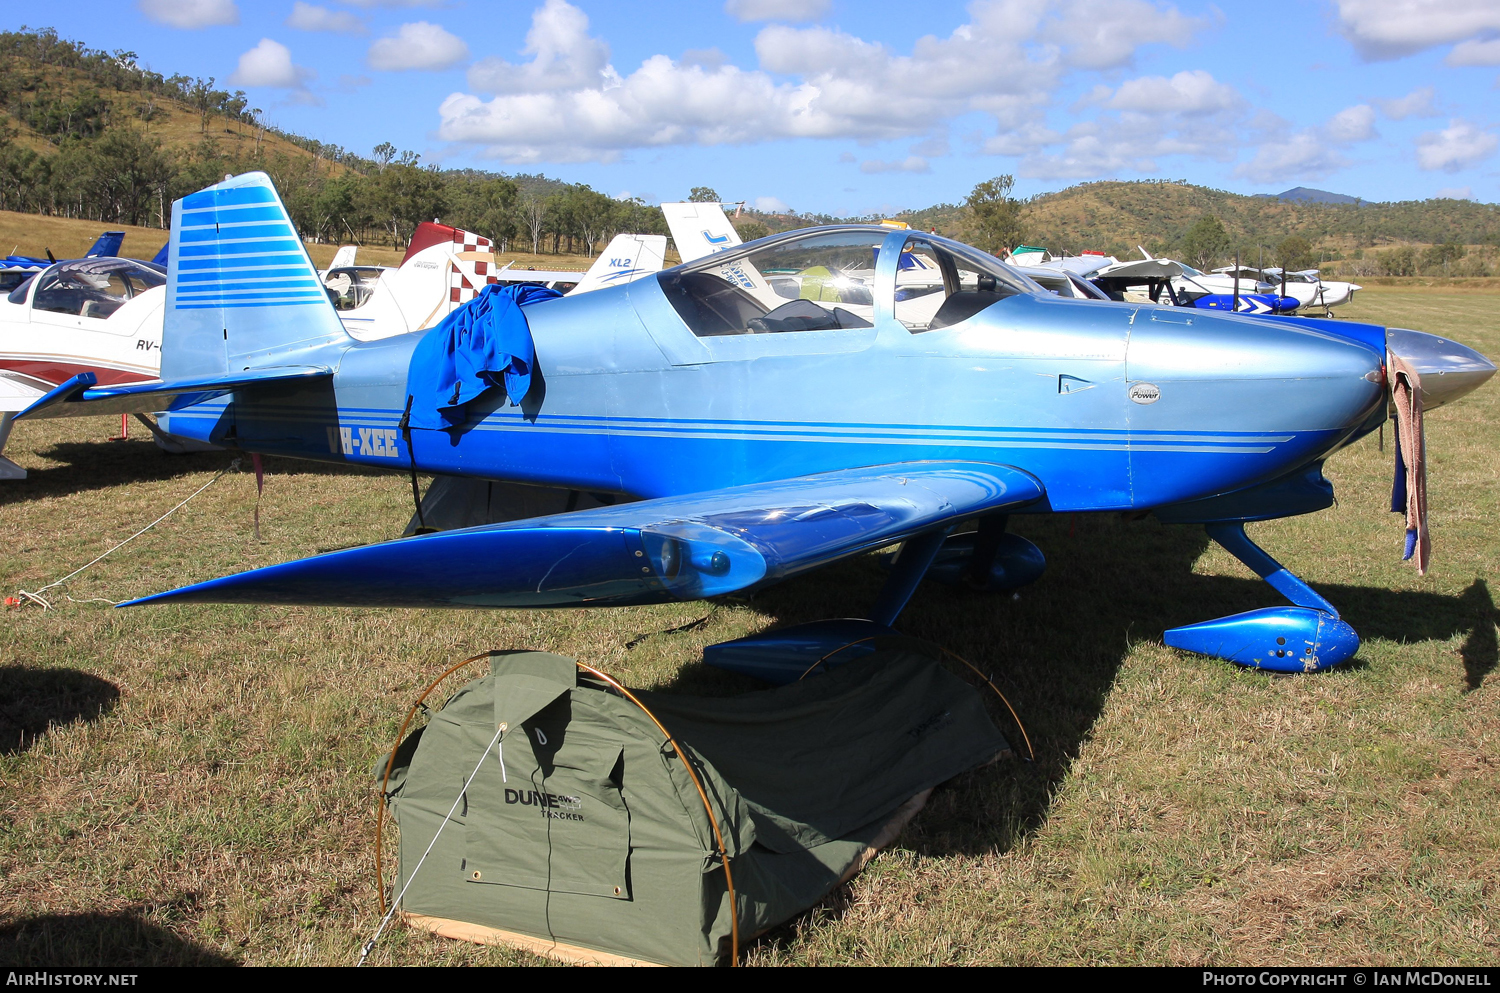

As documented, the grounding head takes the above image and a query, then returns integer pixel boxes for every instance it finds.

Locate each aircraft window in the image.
[659,230,882,337]
[1026,273,1073,297]
[6,274,35,304]
[0,271,33,295]
[893,237,1024,332]
[123,266,165,296]
[1068,273,1111,300]
[323,266,383,311]
[33,265,130,319]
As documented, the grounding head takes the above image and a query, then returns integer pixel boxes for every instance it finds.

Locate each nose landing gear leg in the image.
[1163,522,1359,673]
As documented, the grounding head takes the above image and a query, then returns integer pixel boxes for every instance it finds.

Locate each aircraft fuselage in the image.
[160,232,1388,517]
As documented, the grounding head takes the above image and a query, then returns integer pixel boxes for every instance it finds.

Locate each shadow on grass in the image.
[0,900,238,967]
[0,441,394,507]
[734,513,1495,954]
[665,514,1495,865]
[0,667,119,755]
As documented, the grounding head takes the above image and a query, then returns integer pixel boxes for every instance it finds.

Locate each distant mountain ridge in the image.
[1253,187,1363,205]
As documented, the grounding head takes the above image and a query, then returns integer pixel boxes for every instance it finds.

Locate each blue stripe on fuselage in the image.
[173,398,1326,512]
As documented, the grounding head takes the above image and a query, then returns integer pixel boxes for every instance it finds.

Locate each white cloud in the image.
[287,2,366,34]
[725,0,829,23]
[138,0,238,29]
[1434,186,1473,199]
[368,21,469,71]
[441,0,1070,162]
[343,0,443,6]
[229,38,313,89]
[1376,86,1439,120]
[910,135,950,157]
[468,0,609,93]
[433,0,1256,183]
[1416,119,1499,172]
[753,196,790,212]
[1233,104,1379,184]
[1107,70,1242,115]
[860,156,930,174]
[1235,132,1351,185]
[1044,0,1203,70]
[1325,103,1377,143]
[1332,0,1500,60]
[1447,37,1500,66]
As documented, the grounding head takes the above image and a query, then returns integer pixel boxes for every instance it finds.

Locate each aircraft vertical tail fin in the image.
[86,231,125,257]
[164,172,349,382]
[661,202,741,264]
[569,234,667,294]
[328,245,357,269]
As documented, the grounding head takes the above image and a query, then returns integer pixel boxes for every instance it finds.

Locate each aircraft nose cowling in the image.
[1127,311,1386,424]
[1387,327,1496,410]
[1124,312,1385,504]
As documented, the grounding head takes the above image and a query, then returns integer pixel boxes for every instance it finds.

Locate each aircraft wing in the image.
[123,460,1045,609]
[0,372,46,414]
[16,367,333,420]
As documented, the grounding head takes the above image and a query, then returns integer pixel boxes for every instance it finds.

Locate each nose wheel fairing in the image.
[1164,522,1359,673]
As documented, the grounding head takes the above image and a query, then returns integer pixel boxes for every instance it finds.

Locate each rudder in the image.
[165,172,348,382]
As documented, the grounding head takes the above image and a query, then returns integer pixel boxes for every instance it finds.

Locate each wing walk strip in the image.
[194,405,1291,454]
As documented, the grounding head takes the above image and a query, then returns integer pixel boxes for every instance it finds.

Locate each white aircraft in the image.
[1259,267,1361,316]
[661,201,743,263]
[0,256,180,478]
[324,221,667,341]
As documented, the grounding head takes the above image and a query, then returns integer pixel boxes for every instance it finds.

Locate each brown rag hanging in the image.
[1389,352,1429,575]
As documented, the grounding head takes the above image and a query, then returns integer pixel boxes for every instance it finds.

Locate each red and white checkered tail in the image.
[447,227,497,307]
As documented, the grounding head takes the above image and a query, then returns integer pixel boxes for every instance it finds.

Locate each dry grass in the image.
[0,286,1496,966]
[0,208,601,273]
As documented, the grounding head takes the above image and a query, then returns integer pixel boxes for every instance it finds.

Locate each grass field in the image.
[0,287,1495,966]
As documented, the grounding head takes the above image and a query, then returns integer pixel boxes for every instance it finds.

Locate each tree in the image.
[521,194,546,255]
[188,77,218,133]
[1276,235,1314,272]
[83,128,176,225]
[688,186,720,203]
[1181,215,1231,271]
[965,175,1026,255]
[372,142,396,172]
[733,220,769,242]
[568,185,613,257]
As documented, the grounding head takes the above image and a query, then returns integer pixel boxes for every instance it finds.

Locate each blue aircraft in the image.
[17,173,1496,675]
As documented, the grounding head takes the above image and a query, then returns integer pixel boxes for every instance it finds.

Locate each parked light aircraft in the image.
[0,256,175,478]
[1252,267,1361,316]
[1030,252,1297,314]
[19,173,1496,675]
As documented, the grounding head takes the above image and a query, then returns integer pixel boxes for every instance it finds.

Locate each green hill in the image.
[899,181,1500,277]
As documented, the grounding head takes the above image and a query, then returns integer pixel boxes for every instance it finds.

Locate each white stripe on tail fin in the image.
[661,202,741,264]
[165,172,348,382]
[569,234,667,295]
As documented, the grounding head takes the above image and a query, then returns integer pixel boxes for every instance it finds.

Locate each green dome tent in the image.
[381,649,1010,966]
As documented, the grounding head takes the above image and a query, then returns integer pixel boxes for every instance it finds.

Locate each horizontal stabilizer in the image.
[123,461,1044,610]
[17,366,332,420]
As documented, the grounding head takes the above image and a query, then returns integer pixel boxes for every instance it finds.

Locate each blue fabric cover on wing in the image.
[406,283,561,430]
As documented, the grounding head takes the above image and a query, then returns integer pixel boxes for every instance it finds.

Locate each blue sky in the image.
[7,0,1499,214]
